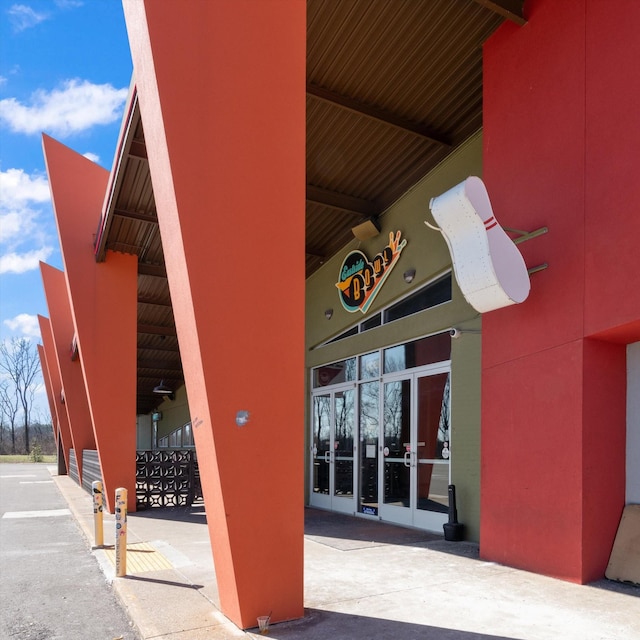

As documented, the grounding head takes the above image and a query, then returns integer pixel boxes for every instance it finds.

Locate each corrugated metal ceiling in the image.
[94,0,524,414]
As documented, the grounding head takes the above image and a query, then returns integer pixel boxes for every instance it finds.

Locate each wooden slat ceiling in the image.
[95,0,525,414]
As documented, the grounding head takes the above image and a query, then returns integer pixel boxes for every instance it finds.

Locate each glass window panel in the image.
[334,389,354,497]
[326,326,358,345]
[183,423,193,447]
[383,380,411,507]
[417,373,450,514]
[312,395,331,494]
[359,381,379,515]
[383,333,451,373]
[384,273,452,323]
[312,357,357,387]
[361,313,381,331]
[360,351,380,379]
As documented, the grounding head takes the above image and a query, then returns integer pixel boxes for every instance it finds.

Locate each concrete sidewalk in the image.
[51,469,640,640]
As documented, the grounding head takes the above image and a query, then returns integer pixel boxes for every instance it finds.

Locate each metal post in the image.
[91,481,104,548]
[115,487,127,577]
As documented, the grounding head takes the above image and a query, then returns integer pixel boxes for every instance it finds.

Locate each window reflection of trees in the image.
[359,382,379,440]
[383,381,404,446]
[438,373,450,447]
[313,395,330,451]
[334,390,354,445]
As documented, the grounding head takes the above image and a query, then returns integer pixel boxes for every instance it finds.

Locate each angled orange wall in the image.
[123,0,306,628]
[41,263,96,480]
[42,135,138,512]
[38,315,72,472]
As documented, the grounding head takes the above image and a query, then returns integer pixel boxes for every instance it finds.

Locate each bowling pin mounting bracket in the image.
[426,219,549,276]
[504,227,548,275]
[503,226,548,245]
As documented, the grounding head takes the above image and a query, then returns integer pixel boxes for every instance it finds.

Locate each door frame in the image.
[309,383,357,514]
[378,363,450,532]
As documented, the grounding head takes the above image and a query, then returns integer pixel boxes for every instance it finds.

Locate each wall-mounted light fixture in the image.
[449,328,482,339]
[403,268,416,283]
[324,308,333,320]
[153,380,174,401]
[351,217,381,241]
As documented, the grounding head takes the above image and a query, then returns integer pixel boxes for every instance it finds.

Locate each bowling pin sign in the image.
[428,176,530,314]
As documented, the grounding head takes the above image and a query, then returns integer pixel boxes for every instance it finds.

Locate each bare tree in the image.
[0,338,41,454]
[0,379,20,454]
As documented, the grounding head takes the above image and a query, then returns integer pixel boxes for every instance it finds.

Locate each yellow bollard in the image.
[115,487,127,577]
[92,481,104,548]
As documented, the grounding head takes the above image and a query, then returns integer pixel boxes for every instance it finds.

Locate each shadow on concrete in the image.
[123,574,204,590]
[304,507,480,559]
[588,577,640,598]
[259,608,521,640]
[131,504,207,523]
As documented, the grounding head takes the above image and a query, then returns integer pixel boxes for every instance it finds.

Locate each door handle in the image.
[324,450,331,464]
[403,451,411,468]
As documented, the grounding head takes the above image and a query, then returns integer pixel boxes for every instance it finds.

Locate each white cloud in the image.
[0,168,50,244]
[55,0,83,8]
[0,247,53,274]
[7,4,48,32]
[0,168,55,275]
[0,168,50,207]
[82,151,100,163]
[0,79,128,137]
[0,76,7,87]
[4,314,41,338]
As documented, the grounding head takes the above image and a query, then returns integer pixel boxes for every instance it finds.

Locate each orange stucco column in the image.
[41,263,96,483]
[37,316,72,473]
[123,0,306,629]
[42,135,138,512]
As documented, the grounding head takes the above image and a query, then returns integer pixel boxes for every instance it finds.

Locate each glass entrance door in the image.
[379,368,450,530]
[310,388,355,513]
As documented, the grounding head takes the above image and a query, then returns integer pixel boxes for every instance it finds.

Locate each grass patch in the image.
[0,454,57,463]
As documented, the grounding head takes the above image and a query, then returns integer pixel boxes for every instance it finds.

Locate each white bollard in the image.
[115,487,127,577]
[91,481,104,548]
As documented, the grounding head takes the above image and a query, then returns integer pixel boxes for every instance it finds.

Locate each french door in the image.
[310,387,356,513]
[310,358,451,533]
[378,367,450,530]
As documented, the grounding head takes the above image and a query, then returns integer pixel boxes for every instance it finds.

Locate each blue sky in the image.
[0,0,132,417]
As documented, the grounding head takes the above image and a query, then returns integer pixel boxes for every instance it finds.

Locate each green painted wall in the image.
[305,131,483,540]
[154,385,191,442]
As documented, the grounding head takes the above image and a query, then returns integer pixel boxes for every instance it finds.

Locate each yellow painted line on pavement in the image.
[102,541,173,573]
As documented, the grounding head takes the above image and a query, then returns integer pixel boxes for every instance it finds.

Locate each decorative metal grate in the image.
[135,449,201,509]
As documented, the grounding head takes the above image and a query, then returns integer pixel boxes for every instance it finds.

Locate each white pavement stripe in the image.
[1,475,37,478]
[19,481,54,484]
[2,509,71,519]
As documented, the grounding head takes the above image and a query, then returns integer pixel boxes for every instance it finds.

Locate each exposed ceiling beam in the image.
[307,82,451,147]
[471,0,526,25]
[114,208,156,223]
[128,138,147,159]
[138,295,172,307]
[307,185,377,218]
[137,323,177,337]
[137,341,179,353]
[138,263,167,278]
[138,360,183,371]
[305,247,326,259]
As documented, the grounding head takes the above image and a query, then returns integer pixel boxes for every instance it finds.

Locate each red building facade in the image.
[37,0,639,630]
